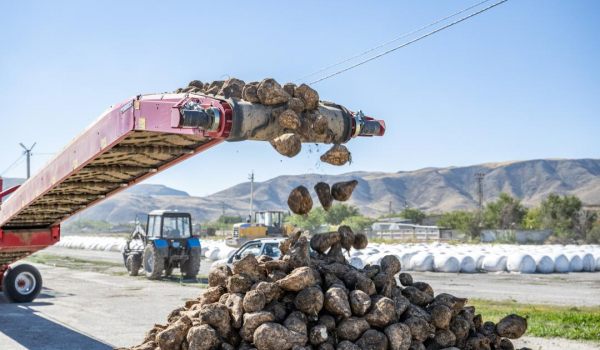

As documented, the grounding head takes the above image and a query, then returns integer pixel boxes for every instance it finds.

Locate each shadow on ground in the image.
[0,292,112,350]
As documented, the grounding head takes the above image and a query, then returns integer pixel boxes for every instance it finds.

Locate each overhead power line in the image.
[295,0,492,83]
[0,154,25,177]
[310,0,510,85]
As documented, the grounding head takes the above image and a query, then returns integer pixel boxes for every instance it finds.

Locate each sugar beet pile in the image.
[174,78,351,164]
[121,183,529,350]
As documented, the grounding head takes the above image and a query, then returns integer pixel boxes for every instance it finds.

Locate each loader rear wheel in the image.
[143,245,164,280]
[126,255,142,276]
[2,264,43,303]
[182,254,200,280]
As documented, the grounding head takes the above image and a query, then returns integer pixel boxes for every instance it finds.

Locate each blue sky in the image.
[1,0,599,196]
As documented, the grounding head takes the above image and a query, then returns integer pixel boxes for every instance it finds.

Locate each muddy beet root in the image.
[331,180,359,202]
[253,322,307,350]
[270,134,302,158]
[320,144,351,166]
[276,266,317,292]
[364,296,396,328]
[206,80,225,95]
[288,186,313,215]
[309,324,328,346]
[243,290,266,313]
[324,286,352,318]
[242,81,260,102]
[279,109,302,130]
[356,329,388,350]
[156,315,192,350]
[209,264,232,288]
[240,311,275,343]
[353,233,368,250]
[283,83,297,97]
[218,78,245,99]
[495,314,527,339]
[295,84,319,110]
[186,325,221,350]
[257,78,291,105]
[384,322,412,350]
[287,98,305,113]
[294,286,324,317]
[314,182,333,211]
[349,289,371,316]
[336,317,370,341]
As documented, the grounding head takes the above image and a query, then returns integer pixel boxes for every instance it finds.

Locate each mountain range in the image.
[2,158,599,223]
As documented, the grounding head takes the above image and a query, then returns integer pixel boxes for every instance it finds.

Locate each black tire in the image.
[182,254,200,279]
[126,255,142,276]
[2,264,43,303]
[143,244,164,280]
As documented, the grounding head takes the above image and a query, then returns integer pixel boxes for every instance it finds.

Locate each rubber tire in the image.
[182,254,200,279]
[2,264,43,303]
[126,255,142,276]
[143,244,164,280]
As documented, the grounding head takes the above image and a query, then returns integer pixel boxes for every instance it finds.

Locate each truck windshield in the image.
[162,216,191,238]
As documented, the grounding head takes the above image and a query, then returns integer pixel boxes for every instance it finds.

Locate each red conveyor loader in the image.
[0,92,385,302]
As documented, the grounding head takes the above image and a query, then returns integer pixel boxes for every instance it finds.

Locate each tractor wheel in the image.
[182,254,201,280]
[2,264,43,303]
[126,255,142,276]
[142,245,164,280]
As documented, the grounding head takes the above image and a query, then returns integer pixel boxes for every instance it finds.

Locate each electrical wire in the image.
[294,0,492,83]
[0,154,25,177]
[309,0,510,85]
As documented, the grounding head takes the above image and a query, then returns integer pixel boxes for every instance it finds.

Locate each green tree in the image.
[539,194,583,232]
[289,207,325,234]
[522,207,543,229]
[323,204,360,225]
[403,208,426,225]
[436,210,482,240]
[341,216,373,233]
[483,193,528,229]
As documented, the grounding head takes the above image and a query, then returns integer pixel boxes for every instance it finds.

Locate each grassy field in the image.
[470,299,600,342]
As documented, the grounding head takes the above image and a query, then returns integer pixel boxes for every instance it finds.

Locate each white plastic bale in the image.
[349,257,364,269]
[458,255,476,273]
[506,253,536,274]
[596,256,600,271]
[552,254,570,273]
[410,253,434,272]
[206,247,221,261]
[200,247,209,257]
[481,255,508,272]
[433,255,460,273]
[532,255,555,274]
[475,255,486,271]
[578,253,596,272]
[567,254,584,272]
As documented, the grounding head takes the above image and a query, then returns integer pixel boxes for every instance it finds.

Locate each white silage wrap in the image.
[567,254,584,272]
[506,253,536,273]
[55,236,600,274]
[410,253,434,271]
[349,257,364,269]
[433,255,460,273]
[532,255,554,274]
[481,255,507,272]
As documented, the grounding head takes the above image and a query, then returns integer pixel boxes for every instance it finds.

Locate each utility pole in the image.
[248,170,254,223]
[475,172,485,210]
[388,201,392,217]
[20,142,36,179]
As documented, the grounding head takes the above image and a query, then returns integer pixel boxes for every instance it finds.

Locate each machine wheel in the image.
[126,255,142,276]
[182,254,200,279]
[142,244,164,280]
[2,264,43,303]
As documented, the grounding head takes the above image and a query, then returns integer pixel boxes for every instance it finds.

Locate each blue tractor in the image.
[122,210,201,280]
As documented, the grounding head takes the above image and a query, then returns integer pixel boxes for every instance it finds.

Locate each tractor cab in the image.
[122,210,201,280]
[227,210,293,247]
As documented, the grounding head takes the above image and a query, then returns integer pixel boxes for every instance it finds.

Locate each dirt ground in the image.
[0,247,598,349]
